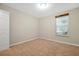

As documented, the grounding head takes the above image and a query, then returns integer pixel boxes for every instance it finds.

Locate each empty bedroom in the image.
[0,3,79,56]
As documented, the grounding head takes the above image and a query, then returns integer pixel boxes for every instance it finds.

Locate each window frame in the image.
[55,13,70,37]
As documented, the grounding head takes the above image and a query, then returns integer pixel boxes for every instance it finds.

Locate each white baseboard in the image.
[10,36,79,47]
[40,37,79,47]
[10,37,39,47]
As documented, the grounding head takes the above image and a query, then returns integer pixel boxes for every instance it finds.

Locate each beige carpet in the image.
[0,39,79,56]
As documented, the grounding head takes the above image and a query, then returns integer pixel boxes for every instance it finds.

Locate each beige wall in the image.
[0,4,39,45]
[40,7,79,45]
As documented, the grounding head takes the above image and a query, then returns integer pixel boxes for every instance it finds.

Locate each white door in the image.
[0,9,9,51]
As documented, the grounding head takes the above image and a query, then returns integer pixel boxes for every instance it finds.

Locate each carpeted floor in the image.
[0,39,79,56]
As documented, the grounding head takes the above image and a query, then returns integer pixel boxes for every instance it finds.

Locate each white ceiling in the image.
[2,3,79,18]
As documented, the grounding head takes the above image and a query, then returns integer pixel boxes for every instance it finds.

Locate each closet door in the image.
[0,9,9,51]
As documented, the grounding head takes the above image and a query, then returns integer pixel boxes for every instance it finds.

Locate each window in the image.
[55,13,69,36]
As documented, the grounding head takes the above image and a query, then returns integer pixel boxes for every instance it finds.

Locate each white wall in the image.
[40,7,79,45]
[0,4,39,45]
[0,9,9,51]
[0,4,79,46]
